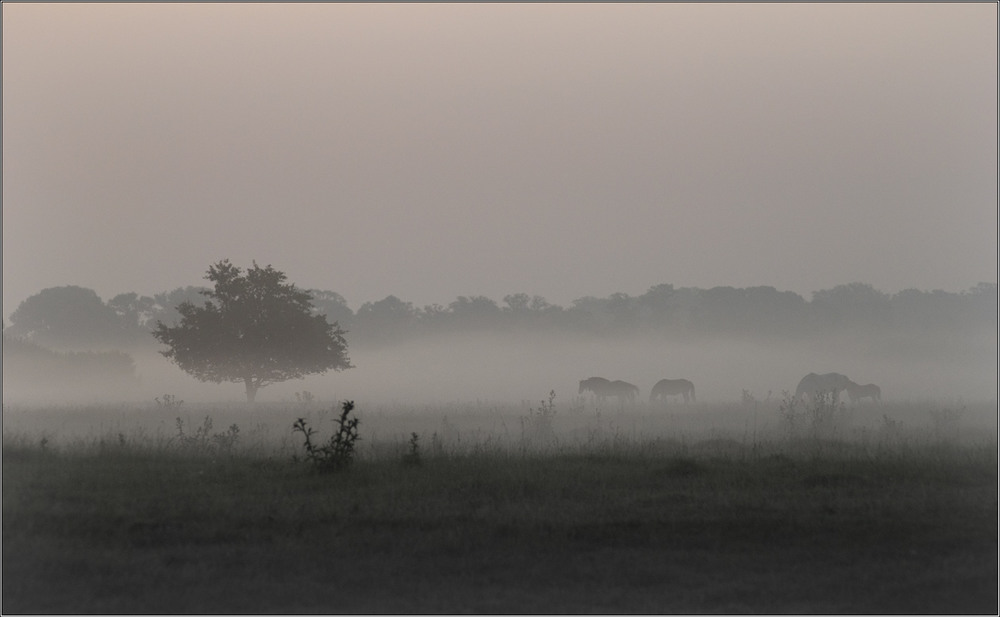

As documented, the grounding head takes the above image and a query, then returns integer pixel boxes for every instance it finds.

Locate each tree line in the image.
[4,280,995,352]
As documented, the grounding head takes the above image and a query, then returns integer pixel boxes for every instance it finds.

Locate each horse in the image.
[794,372,853,403]
[579,377,611,396]
[846,382,881,404]
[610,380,640,403]
[579,377,639,404]
[649,378,696,404]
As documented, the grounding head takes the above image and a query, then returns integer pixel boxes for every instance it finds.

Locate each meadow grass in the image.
[2,399,997,613]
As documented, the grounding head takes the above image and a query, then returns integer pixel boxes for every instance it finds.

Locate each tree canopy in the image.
[153,260,352,402]
[6,286,126,349]
[7,279,995,353]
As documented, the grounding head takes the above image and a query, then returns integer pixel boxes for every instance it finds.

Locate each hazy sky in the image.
[3,3,997,319]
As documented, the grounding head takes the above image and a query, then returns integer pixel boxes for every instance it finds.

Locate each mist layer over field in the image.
[3,327,994,408]
[332,331,995,405]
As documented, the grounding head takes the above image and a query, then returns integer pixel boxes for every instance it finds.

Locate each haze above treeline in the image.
[4,4,996,325]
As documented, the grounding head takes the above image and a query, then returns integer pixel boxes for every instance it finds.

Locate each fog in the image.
[4,327,994,408]
[3,4,996,411]
[3,3,997,321]
[312,332,995,406]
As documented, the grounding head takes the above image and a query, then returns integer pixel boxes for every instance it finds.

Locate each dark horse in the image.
[649,378,696,404]
[846,381,881,404]
[794,372,853,403]
[579,377,640,404]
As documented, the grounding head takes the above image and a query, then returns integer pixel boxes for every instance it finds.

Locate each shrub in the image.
[806,392,844,440]
[155,394,184,409]
[402,432,422,467]
[292,400,361,472]
[777,390,801,439]
[174,416,240,453]
[521,390,557,447]
[778,390,845,441]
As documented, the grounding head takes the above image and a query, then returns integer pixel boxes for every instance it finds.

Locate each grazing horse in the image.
[579,377,639,404]
[579,377,611,396]
[846,382,881,404]
[649,378,696,404]
[610,380,640,403]
[794,372,853,403]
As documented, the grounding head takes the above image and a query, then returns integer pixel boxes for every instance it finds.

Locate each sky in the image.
[3,3,997,320]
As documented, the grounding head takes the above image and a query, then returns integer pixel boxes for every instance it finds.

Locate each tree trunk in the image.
[245,378,258,404]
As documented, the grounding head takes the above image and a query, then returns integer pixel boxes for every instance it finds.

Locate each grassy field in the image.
[3,398,997,613]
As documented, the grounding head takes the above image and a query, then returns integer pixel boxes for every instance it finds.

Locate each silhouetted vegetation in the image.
[3,399,996,613]
[4,278,993,404]
[6,286,131,350]
[152,260,352,402]
[6,281,996,352]
[292,401,361,472]
[5,285,209,351]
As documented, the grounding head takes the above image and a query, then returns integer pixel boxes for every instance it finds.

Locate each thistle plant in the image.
[402,432,422,467]
[521,390,557,446]
[292,400,361,472]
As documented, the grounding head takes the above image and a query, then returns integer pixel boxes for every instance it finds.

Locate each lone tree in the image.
[153,260,352,402]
